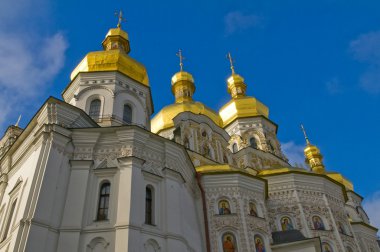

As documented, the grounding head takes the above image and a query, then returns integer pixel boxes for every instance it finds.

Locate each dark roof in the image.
[272,230,307,245]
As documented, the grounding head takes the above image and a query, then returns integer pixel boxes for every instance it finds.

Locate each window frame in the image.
[145,185,155,225]
[96,181,111,221]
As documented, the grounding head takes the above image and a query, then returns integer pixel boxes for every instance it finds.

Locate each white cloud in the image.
[363,191,380,234]
[0,0,67,133]
[224,11,261,35]
[350,31,380,94]
[281,141,306,168]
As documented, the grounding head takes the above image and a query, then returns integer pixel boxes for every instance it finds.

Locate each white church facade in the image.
[0,21,379,252]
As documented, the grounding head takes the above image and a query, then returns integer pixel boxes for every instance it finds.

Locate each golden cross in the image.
[227,52,235,74]
[176,49,185,71]
[300,124,311,145]
[115,10,126,28]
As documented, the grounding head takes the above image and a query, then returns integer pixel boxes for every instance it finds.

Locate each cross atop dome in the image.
[176,49,185,71]
[115,10,126,28]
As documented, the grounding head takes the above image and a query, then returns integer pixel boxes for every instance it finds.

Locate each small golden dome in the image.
[151,102,223,133]
[70,26,149,86]
[104,27,129,41]
[301,125,325,174]
[219,96,269,127]
[171,71,194,85]
[227,73,245,86]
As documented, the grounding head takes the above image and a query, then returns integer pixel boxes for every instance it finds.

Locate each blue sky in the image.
[1,0,379,227]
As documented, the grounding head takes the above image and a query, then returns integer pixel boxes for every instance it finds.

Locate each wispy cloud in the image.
[350,31,380,94]
[326,77,343,95]
[363,190,380,234]
[224,11,261,36]
[0,0,67,133]
[281,141,306,168]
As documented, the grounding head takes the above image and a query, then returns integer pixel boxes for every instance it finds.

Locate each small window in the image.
[97,182,110,221]
[249,202,258,217]
[249,137,257,149]
[183,137,190,149]
[218,200,231,215]
[222,233,237,252]
[232,143,238,153]
[337,222,346,235]
[312,215,325,230]
[89,99,101,118]
[145,186,154,225]
[1,199,17,241]
[280,216,295,231]
[322,242,333,252]
[254,235,266,252]
[123,104,132,124]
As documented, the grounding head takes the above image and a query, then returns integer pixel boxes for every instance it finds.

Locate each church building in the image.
[0,17,379,252]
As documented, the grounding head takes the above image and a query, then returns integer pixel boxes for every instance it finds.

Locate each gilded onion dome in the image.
[151,50,222,133]
[70,19,149,86]
[219,53,269,127]
[301,125,326,174]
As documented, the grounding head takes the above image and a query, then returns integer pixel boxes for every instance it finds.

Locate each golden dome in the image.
[171,71,194,84]
[151,102,223,133]
[104,28,129,41]
[301,125,325,174]
[219,96,269,127]
[70,27,149,86]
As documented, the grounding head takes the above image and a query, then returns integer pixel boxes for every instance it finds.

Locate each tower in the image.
[219,53,288,165]
[62,14,153,129]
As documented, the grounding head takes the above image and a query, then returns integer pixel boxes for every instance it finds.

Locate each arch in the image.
[249,137,258,149]
[86,237,109,252]
[183,136,190,149]
[253,234,266,252]
[218,199,232,215]
[1,199,17,242]
[144,239,161,252]
[123,104,133,124]
[97,181,111,221]
[232,143,238,153]
[75,85,114,100]
[145,185,154,225]
[280,216,295,231]
[321,242,334,252]
[248,201,258,217]
[221,232,238,252]
[337,221,347,235]
[311,215,325,230]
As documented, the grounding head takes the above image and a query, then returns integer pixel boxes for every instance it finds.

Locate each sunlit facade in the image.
[0,21,379,252]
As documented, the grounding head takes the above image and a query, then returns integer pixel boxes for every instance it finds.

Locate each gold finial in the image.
[115,10,126,28]
[301,124,311,145]
[227,52,235,74]
[15,115,21,127]
[176,49,185,71]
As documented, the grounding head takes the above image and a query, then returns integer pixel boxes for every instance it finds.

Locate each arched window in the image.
[145,186,154,225]
[97,182,110,221]
[218,200,231,215]
[232,143,238,153]
[337,222,347,235]
[249,202,258,217]
[250,137,257,149]
[312,215,325,230]
[89,99,101,118]
[183,137,190,149]
[222,232,237,252]
[322,242,333,252]
[123,104,132,124]
[280,216,295,231]
[254,235,266,252]
[1,199,17,241]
